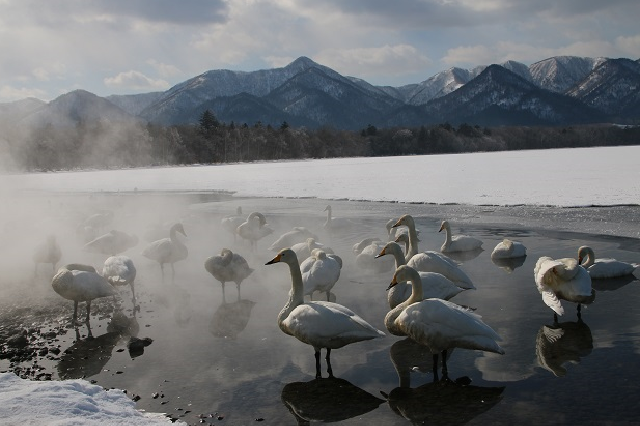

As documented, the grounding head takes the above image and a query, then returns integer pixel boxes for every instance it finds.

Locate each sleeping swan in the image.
[577,245,638,279]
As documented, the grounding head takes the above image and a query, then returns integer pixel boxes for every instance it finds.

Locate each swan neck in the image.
[406,226,419,262]
[406,269,424,303]
[443,225,452,245]
[583,250,595,268]
[278,258,305,328]
[391,248,406,268]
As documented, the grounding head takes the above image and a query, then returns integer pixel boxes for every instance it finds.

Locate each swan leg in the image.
[577,303,582,320]
[432,354,439,382]
[326,348,334,378]
[315,350,322,379]
[441,350,449,381]
[221,283,227,304]
[325,291,330,302]
[72,301,79,326]
[85,300,92,323]
[553,312,559,323]
[130,281,138,313]
[236,283,241,301]
[171,263,176,283]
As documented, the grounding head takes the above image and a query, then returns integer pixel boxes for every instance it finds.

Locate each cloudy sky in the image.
[1,0,639,103]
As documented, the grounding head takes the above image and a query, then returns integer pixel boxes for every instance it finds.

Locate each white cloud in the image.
[146,60,181,78]
[103,70,169,90]
[315,45,432,79]
[0,85,47,102]
[615,34,640,57]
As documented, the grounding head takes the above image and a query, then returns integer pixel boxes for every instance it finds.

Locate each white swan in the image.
[84,230,138,256]
[578,245,639,279]
[103,256,138,311]
[237,212,274,250]
[204,248,254,300]
[265,248,385,378]
[439,220,483,253]
[141,223,188,281]
[221,207,245,242]
[354,238,394,273]
[52,264,116,325]
[323,205,352,233]
[375,242,467,309]
[269,227,318,252]
[300,249,343,301]
[384,264,504,377]
[386,218,418,241]
[491,238,527,259]
[534,256,595,320]
[291,238,333,262]
[33,235,62,274]
[392,224,475,289]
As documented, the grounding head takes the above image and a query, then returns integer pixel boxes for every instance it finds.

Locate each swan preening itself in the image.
[102,256,138,311]
[578,245,639,279]
[300,249,343,301]
[141,223,188,281]
[384,265,504,379]
[266,249,385,378]
[491,238,527,259]
[439,220,483,253]
[534,256,595,320]
[204,248,254,301]
[237,212,274,250]
[33,235,62,274]
[51,264,116,325]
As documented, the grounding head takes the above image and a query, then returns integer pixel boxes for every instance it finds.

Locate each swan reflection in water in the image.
[57,310,140,379]
[536,318,593,377]
[384,379,505,425]
[443,247,484,263]
[209,299,256,339]
[281,376,384,424]
[491,254,527,273]
[382,337,504,424]
[590,274,638,292]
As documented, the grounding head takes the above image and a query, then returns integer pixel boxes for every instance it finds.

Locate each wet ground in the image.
[1,194,639,425]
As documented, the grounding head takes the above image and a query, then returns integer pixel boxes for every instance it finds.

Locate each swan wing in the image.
[397,299,504,354]
[409,252,474,289]
[282,301,384,348]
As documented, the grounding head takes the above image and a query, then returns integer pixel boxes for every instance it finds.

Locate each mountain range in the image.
[2,55,639,131]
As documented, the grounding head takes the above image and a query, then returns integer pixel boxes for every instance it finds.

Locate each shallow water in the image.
[2,194,640,425]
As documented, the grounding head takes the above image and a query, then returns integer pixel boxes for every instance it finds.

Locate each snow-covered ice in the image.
[4,146,639,207]
[0,372,184,425]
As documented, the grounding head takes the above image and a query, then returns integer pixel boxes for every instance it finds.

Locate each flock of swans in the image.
[34,202,639,382]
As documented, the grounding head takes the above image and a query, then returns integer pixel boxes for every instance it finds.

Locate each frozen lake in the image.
[1,147,639,425]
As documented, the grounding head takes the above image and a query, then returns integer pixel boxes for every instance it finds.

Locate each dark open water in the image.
[1,194,639,425]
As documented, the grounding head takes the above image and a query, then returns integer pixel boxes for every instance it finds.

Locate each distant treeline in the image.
[6,110,640,171]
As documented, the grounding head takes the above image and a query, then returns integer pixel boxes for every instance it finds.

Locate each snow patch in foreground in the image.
[0,372,184,425]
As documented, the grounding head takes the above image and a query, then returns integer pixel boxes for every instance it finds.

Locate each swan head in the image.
[265,248,298,266]
[248,212,268,226]
[323,205,332,213]
[394,233,409,245]
[172,223,187,237]
[375,241,402,258]
[236,206,242,215]
[577,245,594,265]
[387,265,414,291]
[439,220,450,232]
[392,214,414,229]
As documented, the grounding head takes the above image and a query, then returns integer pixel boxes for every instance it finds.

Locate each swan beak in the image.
[438,224,444,232]
[578,256,583,265]
[391,218,402,228]
[265,254,281,265]
[386,278,398,291]
[374,248,386,259]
